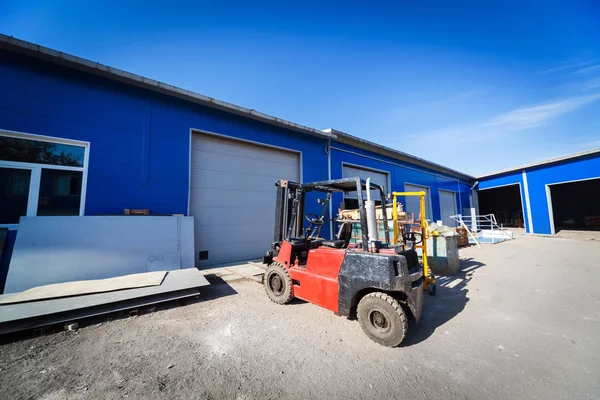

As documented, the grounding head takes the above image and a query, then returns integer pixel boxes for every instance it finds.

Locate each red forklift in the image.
[263,177,424,347]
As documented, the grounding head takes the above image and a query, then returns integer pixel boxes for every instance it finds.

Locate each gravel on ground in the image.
[1,235,599,400]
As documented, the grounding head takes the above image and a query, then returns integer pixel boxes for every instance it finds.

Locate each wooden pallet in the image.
[124,208,150,216]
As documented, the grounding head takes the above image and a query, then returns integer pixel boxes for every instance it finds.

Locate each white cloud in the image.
[540,59,600,92]
[391,90,483,114]
[573,64,600,75]
[482,94,600,131]
[410,94,600,143]
[569,138,600,150]
[583,78,600,91]
[539,59,598,75]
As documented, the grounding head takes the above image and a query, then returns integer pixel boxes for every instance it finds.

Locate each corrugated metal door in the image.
[190,133,300,267]
[342,165,388,201]
[439,189,457,226]
[404,183,432,222]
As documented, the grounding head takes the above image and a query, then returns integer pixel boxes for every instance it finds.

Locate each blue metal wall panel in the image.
[477,171,523,190]
[0,50,328,217]
[329,142,473,224]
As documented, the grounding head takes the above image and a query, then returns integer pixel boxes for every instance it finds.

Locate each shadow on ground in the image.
[0,274,238,345]
[401,257,485,346]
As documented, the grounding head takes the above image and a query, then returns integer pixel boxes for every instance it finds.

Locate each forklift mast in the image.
[272,177,390,248]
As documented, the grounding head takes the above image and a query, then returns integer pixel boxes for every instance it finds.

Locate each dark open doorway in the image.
[549,178,600,233]
[477,184,524,228]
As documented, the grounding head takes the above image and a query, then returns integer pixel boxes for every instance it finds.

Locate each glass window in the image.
[0,136,84,167]
[0,167,31,224]
[37,169,82,216]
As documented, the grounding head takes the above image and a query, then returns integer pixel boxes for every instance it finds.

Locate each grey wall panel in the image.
[404,183,433,222]
[439,189,458,226]
[4,216,195,293]
[179,217,196,270]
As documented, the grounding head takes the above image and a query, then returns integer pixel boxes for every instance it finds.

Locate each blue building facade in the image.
[328,139,473,224]
[0,49,331,217]
[0,36,475,291]
[477,151,600,234]
[0,41,332,288]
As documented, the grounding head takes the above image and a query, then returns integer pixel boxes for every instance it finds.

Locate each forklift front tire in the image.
[357,292,407,347]
[264,262,294,305]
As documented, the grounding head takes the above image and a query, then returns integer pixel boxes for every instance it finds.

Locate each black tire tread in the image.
[264,262,294,305]
[357,292,407,347]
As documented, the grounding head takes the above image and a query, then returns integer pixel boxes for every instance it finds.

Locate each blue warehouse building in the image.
[2,34,598,294]
[0,34,507,292]
[477,150,600,235]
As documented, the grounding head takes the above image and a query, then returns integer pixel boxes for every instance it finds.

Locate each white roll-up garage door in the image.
[342,165,389,201]
[190,133,300,267]
[439,189,457,226]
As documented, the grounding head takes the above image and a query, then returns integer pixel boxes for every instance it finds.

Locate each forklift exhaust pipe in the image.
[365,178,379,249]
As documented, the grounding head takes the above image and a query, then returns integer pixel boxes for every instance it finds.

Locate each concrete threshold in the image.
[201,260,266,284]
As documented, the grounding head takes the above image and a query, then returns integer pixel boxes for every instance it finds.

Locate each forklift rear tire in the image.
[264,262,294,305]
[357,292,407,347]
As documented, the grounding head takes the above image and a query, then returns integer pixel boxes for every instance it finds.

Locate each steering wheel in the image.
[403,232,423,245]
[305,213,324,225]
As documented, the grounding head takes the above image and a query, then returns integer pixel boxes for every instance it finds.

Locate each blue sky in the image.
[1,1,599,176]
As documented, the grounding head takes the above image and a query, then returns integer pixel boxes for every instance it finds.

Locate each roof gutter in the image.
[0,34,336,140]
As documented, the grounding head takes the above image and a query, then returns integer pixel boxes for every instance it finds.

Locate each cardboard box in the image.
[339,203,406,221]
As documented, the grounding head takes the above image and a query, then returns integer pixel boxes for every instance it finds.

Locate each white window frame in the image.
[0,129,90,229]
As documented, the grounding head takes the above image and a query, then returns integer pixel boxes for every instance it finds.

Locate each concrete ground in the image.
[1,235,599,400]
[496,226,600,241]
[554,229,600,241]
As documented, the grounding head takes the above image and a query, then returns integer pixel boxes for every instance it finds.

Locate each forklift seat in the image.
[322,223,352,249]
[321,239,346,248]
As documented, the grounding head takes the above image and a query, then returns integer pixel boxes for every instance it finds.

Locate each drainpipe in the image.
[327,140,333,239]
[471,180,479,232]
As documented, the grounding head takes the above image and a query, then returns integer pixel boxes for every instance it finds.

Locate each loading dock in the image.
[547,177,600,233]
[478,184,524,228]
